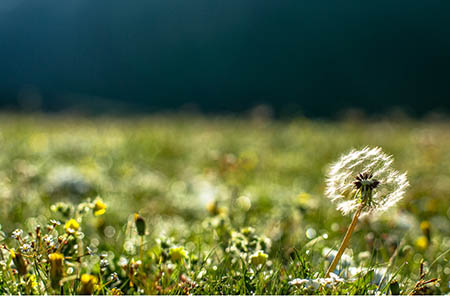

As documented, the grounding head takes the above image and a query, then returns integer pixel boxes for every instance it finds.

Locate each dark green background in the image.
[1,1,449,117]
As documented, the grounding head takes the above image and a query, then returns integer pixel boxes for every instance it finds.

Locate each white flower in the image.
[20,243,32,253]
[325,147,409,216]
[289,278,320,290]
[11,229,23,239]
[289,273,345,290]
[118,256,128,267]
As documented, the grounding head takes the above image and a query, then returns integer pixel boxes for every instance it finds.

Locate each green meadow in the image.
[0,114,448,295]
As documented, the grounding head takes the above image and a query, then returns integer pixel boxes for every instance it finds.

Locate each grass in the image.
[0,114,448,295]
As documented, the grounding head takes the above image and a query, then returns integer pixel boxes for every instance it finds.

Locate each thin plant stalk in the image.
[325,203,364,277]
[140,236,144,262]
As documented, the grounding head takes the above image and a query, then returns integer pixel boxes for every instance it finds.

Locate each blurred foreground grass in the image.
[0,114,449,295]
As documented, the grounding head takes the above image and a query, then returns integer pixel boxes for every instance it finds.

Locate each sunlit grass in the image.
[0,114,448,295]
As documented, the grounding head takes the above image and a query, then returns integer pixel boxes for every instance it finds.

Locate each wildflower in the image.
[20,243,32,253]
[250,250,268,266]
[134,213,146,236]
[289,273,344,290]
[420,221,431,242]
[93,197,107,216]
[206,200,220,215]
[100,258,109,269]
[11,229,23,240]
[64,218,80,234]
[169,246,187,263]
[26,274,39,294]
[415,236,429,250]
[79,274,98,295]
[118,256,128,268]
[10,249,27,275]
[49,253,65,289]
[324,147,408,277]
[110,272,119,281]
[237,195,252,212]
[50,219,61,226]
[325,147,409,216]
[43,234,55,247]
[289,278,320,290]
[110,288,123,295]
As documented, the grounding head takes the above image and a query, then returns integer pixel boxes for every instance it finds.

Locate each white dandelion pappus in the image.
[325,147,409,216]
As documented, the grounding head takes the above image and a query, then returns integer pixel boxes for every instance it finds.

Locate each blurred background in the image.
[1,0,449,117]
[0,2,450,294]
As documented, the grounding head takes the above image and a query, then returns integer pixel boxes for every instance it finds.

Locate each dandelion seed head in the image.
[325,147,409,216]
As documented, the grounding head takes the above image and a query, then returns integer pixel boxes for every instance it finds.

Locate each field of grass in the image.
[0,114,449,295]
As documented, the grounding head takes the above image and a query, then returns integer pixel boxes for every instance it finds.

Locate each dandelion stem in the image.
[325,203,364,277]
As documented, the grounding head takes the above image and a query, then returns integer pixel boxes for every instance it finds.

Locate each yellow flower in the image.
[65,218,80,234]
[169,246,187,263]
[296,192,311,205]
[206,200,219,215]
[415,236,428,251]
[49,253,64,288]
[420,221,431,241]
[79,274,98,295]
[110,288,123,295]
[250,250,268,266]
[93,197,107,216]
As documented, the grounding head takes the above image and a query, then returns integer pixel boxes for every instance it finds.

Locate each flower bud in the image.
[11,249,27,275]
[420,221,431,242]
[134,213,146,236]
[389,280,401,295]
[49,253,64,289]
[250,250,268,266]
[79,274,98,295]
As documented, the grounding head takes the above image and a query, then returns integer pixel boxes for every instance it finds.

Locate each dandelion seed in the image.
[325,146,408,216]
